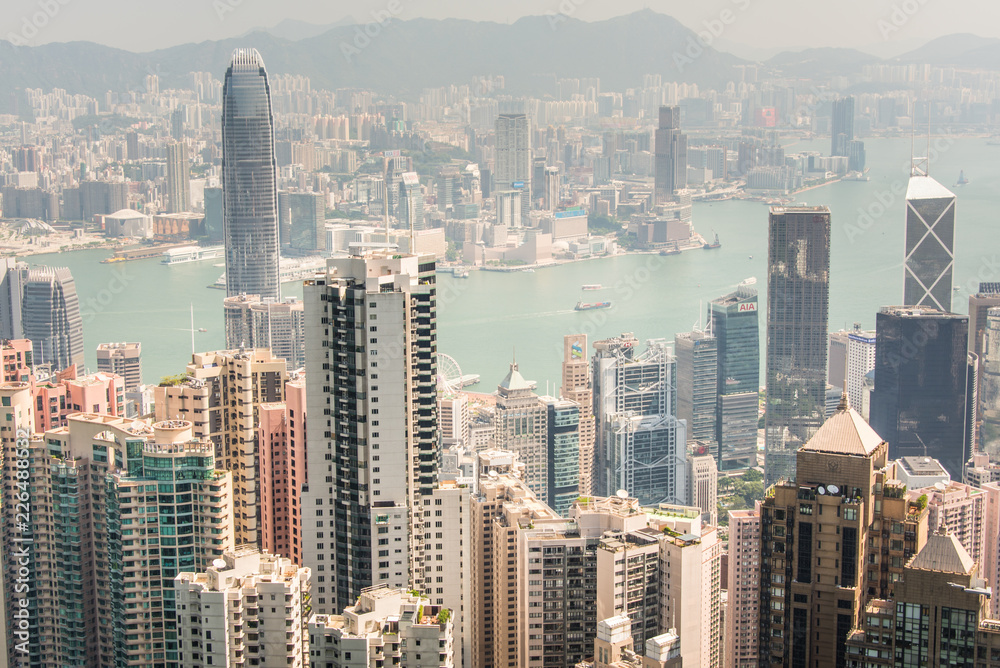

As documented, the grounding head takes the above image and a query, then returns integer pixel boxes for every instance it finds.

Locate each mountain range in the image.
[1,11,999,112]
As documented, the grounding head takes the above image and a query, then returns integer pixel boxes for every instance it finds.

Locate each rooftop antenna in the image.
[911,102,929,177]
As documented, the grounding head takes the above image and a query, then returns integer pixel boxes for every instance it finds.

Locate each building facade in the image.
[903,173,956,312]
[96,341,143,390]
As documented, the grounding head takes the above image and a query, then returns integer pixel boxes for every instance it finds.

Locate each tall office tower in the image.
[258,376,307,566]
[494,189,523,228]
[542,396,581,516]
[170,107,184,139]
[96,342,143,390]
[759,397,928,668]
[562,334,596,496]
[764,206,831,486]
[165,141,191,213]
[903,172,956,311]
[154,348,287,546]
[21,265,84,372]
[302,252,438,614]
[654,105,687,203]
[175,548,311,668]
[397,171,425,233]
[686,454,718,525]
[969,283,1000,360]
[983,307,1000,457]
[222,48,280,300]
[709,281,759,470]
[830,96,855,156]
[203,186,224,242]
[675,330,718,446]
[288,191,326,252]
[494,113,531,219]
[844,326,876,411]
[126,130,139,160]
[843,530,1000,667]
[543,165,560,210]
[870,306,970,478]
[223,294,306,369]
[0,258,25,339]
[726,505,761,668]
[828,330,850,390]
[308,587,456,668]
[438,392,470,447]
[492,361,548,496]
[593,334,687,505]
[16,414,233,668]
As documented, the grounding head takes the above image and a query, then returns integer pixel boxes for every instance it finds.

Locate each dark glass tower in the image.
[903,175,955,312]
[654,105,687,203]
[831,96,855,157]
[764,207,831,485]
[870,306,970,478]
[710,279,760,470]
[222,48,279,300]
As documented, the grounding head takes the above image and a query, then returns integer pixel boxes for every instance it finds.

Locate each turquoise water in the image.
[22,136,1000,388]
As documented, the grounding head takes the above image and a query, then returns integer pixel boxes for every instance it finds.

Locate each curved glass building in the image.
[222,48,279,300]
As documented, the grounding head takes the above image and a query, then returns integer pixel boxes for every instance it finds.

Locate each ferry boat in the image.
[956,170,969,186]
[452,267,470,278]
[581,284,603,291]
[162,245,224,265]
[575,301,611,311]
[703,233,721,250]
[659,242,681,256]
[211,257,327,289]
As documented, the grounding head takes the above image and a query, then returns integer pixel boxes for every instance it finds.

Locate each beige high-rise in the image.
[562,334,595,496]
[155,348,287,547]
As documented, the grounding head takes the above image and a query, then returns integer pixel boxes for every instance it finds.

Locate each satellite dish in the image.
[817,486,826,495]
[934,482,946,491]
[828,485,840,494]
[212,558,226,569]
[488,470,499,479]
[616,489,629,499]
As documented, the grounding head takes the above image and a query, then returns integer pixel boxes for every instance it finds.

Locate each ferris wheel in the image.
[437,353,464,395]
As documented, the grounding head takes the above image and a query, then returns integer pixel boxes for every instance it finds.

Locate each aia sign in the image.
[738,302,757,312]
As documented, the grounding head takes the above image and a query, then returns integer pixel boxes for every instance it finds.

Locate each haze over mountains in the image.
[2,10,1000,108]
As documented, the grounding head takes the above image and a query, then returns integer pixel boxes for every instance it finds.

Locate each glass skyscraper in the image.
[21,265,84,372]
[903,174,955,311]
[654,105,687,203]
[710,279,759,470]
[222,48,280,300]
[870,306,970,478]
[764,207,831,485]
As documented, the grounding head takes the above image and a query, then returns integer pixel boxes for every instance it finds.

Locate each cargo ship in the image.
[703,232,721,249]
[575,301,611,311]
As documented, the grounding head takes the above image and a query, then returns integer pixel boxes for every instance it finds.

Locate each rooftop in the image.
[906,174,955,201]
[800,393,884,457]
[908,531,974,575]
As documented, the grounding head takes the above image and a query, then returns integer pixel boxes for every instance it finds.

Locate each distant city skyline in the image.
[4,0,1000,57]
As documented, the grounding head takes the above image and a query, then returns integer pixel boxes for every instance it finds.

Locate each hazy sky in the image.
[3,0,999,57]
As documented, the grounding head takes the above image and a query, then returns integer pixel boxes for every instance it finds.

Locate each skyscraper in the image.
[494,113,531,219]
[302,251,438,613]
[903,173,956,311]
[831,96,855,157]
[0,257,25,340]
[21,265,84,372]
[561,334,596,496]
[710,280,759,470]
[981,307,1000,458]
[288,191,326,252]
[759,397,928,668]
[654,105,687,203]
[870,306,970,478]
[592,334,687,504]
[674,329,718,446]
[165,141,190,213]
[397,171,424,233]
[223,294,306,369]
[222,48,279,300]
[764,206,831,485]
